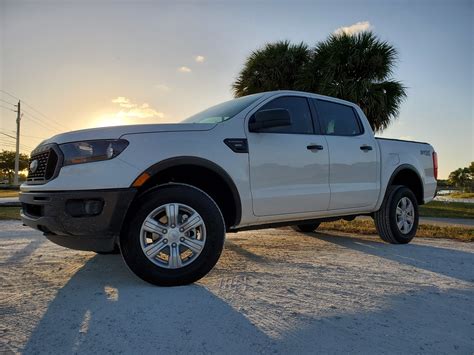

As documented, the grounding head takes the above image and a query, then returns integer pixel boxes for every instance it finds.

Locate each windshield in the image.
[181,93,265,124]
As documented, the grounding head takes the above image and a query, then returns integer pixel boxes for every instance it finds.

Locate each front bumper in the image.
[20,188,136,252]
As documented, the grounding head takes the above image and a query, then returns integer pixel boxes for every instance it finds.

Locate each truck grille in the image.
[27,145,61,184]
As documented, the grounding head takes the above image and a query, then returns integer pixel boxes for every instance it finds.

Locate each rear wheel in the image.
[292,223,320,233]
[120,184,225,286]
[374,185,419,244]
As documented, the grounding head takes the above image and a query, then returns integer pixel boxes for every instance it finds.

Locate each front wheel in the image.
[120,184,226,286]
[374,185,419,244]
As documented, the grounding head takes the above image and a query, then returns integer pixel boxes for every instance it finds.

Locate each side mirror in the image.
[249,108,291,132]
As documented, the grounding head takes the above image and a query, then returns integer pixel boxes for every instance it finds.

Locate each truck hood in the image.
[40,123,217,145]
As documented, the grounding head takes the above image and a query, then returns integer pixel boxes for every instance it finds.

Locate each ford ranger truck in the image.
[20,91,438,286]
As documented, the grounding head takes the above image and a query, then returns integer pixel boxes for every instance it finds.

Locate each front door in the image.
[247,96,330,216]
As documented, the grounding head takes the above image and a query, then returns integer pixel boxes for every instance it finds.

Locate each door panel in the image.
[247,95,330,216]
[325,136,378,209]
[248,133,330,216]
[312,98,378,210]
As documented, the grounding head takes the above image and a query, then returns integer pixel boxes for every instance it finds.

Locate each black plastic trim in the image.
[140,156,242,226]
[386,164,424,203]
[224,138,248,153]
[20,188,136,251]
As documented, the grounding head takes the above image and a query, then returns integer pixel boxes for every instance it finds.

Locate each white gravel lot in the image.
[0,220,473,354]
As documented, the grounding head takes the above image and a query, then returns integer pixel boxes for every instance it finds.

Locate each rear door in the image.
[312,99,379,210]
[247,96,330,216]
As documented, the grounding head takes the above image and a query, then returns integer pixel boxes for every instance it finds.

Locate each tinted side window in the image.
[314,99,362,136]
[255,97,313,134]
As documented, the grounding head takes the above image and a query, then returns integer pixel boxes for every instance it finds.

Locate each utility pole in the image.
[14,100,21,185]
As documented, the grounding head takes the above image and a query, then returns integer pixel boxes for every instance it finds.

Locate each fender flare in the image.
[386,164,424,203]
[138,156,242,226]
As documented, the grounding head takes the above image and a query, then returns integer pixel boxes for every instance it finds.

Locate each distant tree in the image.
[448,167,471,192]
[0,150,29,184]
[232,41,309,97]
[232,32,406,132]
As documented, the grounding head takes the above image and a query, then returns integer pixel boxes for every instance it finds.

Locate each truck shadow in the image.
[309,232,474,283]
[22,255,273,354]
[21,232,474,354]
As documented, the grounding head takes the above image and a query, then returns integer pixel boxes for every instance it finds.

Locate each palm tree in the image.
[298,32,406,132]
[232,41,309,98]
[232,32,406,132]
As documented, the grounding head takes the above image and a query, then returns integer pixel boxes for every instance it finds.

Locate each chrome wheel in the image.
[395,197,415,234]
[140,203,206,269]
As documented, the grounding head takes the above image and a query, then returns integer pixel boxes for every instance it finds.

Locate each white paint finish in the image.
[41,123,217,145]
[375,138,437,209]
[325,134,379,210]
[247,132,330,216]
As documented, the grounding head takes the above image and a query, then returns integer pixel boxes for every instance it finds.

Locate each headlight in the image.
[60,139,129,166]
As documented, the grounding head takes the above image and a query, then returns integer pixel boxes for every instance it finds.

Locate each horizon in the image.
[0,0,472,178]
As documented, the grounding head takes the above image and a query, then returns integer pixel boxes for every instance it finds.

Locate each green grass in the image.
[419,201,474,219]
[0,207,21,220]
[0,190,19,198]
[447,192,474,199]
[321,220,474,242]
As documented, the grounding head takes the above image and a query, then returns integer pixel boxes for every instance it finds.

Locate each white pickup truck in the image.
[20,91,437,286]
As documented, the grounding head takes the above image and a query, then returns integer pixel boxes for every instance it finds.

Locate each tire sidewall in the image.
[121,184,225,286]
[387,186,419,243]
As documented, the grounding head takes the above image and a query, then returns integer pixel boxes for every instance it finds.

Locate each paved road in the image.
[0,220,473,354]
[0,197,20,207]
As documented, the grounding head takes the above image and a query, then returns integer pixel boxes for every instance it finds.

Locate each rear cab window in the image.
[313,99,363,136]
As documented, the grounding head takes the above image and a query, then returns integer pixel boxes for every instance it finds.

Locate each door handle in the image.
[360,145,373,151]
[307,144,324,151]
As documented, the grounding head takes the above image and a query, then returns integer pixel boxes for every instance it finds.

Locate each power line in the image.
[21,111,62,134]
[0,98,16,106]
[1,89,72,132]
[21,100,71,131]
[0,89,19,101]
[0,132,16,139]
[0,104,16,112]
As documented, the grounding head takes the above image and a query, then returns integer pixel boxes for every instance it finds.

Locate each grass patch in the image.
[0,190,19,198]
[447,192,474,199]
[320,219,473,242]
[0,207,21,220]
[419,201,474,219]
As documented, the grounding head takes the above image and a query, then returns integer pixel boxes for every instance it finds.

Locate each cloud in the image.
[154,84,170,92]
[111,97,164,119]
[195,55,205,63]
[334,21,372,36]
[111,96,135,108]
[178,66,192,73]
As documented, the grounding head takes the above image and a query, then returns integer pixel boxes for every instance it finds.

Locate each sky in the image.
[0,0,472,178]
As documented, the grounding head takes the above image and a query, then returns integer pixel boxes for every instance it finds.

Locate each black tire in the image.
[292,223,320,233]
[120,184,226,286]
[374,185,419,244]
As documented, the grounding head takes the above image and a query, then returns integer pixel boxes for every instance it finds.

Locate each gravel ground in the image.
[1,220,473,354]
